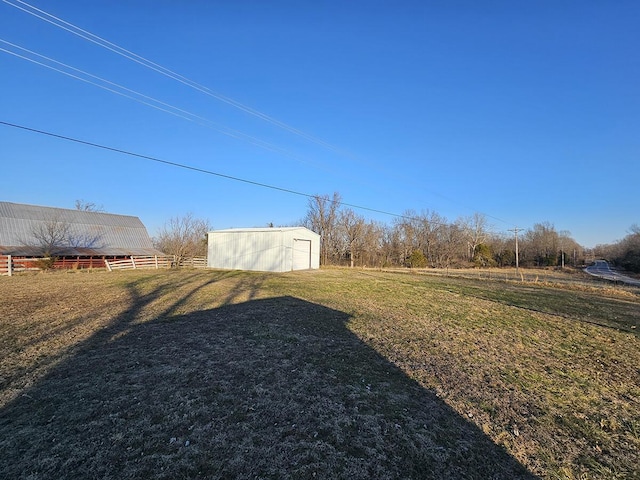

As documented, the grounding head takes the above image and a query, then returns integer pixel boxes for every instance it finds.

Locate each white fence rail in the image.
[104,256,207,271]
[0,256,45,276]
[177,256,207,269]
[105,256,173,271]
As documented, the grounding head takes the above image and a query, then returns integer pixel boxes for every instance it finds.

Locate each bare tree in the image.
[459,213,489,263]
[488,233,516,267]
[434,223,466,268]
[603,224,640,273]
[75,199,104,212]
[303,192,342,266]
[154,213,210,265]
[379,224,403,267]
[339,208,366,268]
[394,210,420,265]
[29,214,71,257]
[23,209,105,262]
[393,210,447,267]
[524,222,560,266]
[359,221,385,268]
[417,210,445,267]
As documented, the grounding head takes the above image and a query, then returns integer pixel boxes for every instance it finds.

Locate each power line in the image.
[0,39,330,170]
[0,120,433,223]
[1,0,349,157]
[0,41,516,232]
[2,0,437,191]
[1,121,524,236]
[508,227,522,274]
[0,39,460,219]
[1,1,519,230]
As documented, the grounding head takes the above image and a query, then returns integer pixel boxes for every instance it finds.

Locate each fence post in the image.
[105,259,112,272]
[131,256,136,269]
[7,255,12,277]
[155,255,158,269]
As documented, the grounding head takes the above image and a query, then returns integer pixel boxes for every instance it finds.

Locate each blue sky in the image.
[1,1,638,247]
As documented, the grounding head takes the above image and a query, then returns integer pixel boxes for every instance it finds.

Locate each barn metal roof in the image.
[0,202,163,256]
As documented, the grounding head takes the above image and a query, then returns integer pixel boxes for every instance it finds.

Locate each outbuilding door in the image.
[292,239,312,270]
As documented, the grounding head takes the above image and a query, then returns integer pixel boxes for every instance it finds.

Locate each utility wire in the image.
[2,0,434,193]
[0,39,449,215]
[1,120,443,225]
[1,0,349,157]
[0,42,514,232]
[0,46,191,121]
[0,39,328,168]
[1,0,516,229]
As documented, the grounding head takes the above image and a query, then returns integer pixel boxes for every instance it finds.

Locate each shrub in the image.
[406,250,427,268]
[34,256,57,270]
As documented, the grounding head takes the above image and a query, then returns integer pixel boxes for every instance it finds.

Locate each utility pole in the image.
[508,227,521,276]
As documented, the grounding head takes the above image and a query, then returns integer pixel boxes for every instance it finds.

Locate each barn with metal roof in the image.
[0,201,162,257]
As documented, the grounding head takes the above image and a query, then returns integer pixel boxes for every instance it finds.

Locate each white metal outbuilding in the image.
[207,227,320,272]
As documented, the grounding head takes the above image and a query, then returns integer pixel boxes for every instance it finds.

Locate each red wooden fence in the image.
[1,255,207,275]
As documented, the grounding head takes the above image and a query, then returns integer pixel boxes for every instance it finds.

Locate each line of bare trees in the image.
[303,192,586,269]
[153,213,210,265]
[594,225,640,273]
[29,197,589,272]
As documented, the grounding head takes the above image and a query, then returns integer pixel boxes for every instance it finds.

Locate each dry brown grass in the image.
[1,268,638,479]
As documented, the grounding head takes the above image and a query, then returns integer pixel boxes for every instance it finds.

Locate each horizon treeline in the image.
[594,225,640,273]
[302,192,591,269]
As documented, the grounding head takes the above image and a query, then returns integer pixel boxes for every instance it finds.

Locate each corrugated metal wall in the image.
[0,201,161,256]
[207,228,320,272]
[292,239,312,270]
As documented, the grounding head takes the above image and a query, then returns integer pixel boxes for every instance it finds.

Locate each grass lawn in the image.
[0,268,638,479]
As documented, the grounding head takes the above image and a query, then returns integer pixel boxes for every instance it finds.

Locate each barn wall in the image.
[207,230,285,272]
[207,228,320,272]
[284,229,320,270]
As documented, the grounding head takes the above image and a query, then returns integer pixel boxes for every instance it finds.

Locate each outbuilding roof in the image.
[209,227,318,234]
[0,201,162,256]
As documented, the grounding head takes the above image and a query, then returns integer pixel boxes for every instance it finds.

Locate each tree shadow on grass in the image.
[0,291,538,479]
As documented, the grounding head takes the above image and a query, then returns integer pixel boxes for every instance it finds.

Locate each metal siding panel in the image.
[208,230,286,272]
[207,227,320,272]
[0,202,159,256]
[310,231,320,269]
[290,228,320,270]
[292,239,311,270]
[250,230,284,272]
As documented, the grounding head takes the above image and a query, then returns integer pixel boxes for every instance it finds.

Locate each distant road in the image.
[585,260,640,287]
